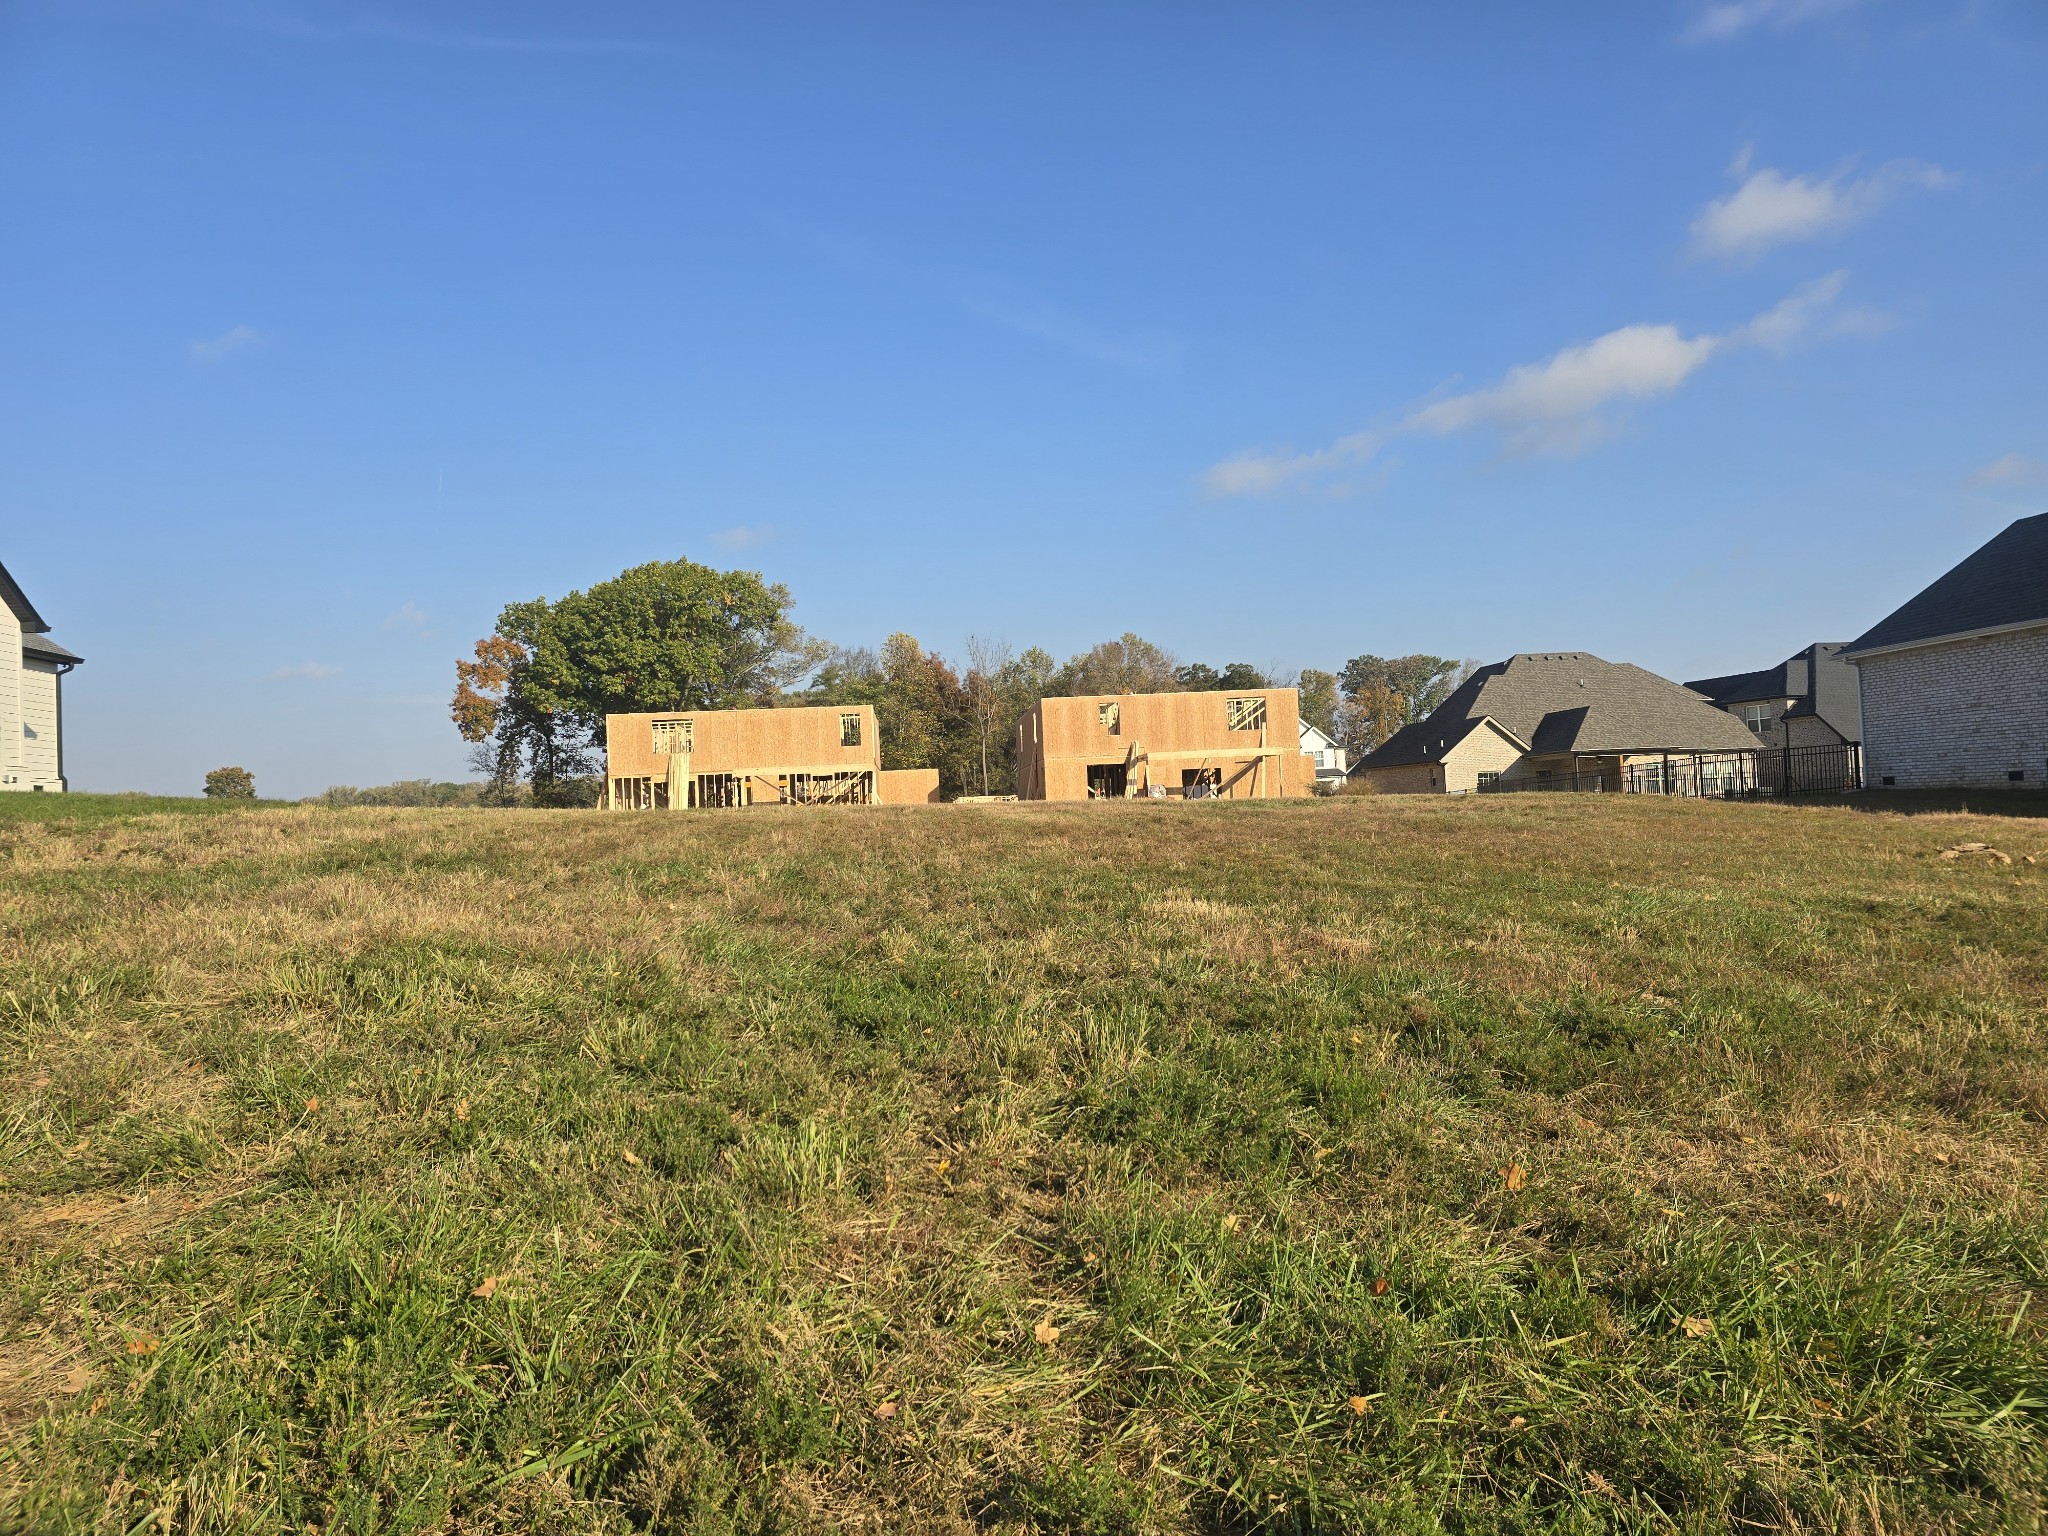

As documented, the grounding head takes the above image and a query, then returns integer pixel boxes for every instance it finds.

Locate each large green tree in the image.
[1296,667,1340,737]
[1051,633,1180,696]
[1334,654,1472,756]
[452,558,828,800]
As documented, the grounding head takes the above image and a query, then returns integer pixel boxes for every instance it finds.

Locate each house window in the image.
[1225,696,1266,731]
[840,712,862,747]
[651,719,693,754]
[1098,702,1120,734]
[1739,703,1774,733]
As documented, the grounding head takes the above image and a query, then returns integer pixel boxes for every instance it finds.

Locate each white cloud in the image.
[1691,152,1952,262]
[1204,274,1852,494]
[711,525,775,551]
[1683,0,1864,44]
[1967,453,2047,488]
[269,661,341,681]
[190,324,266,363]
[382,601,429,633]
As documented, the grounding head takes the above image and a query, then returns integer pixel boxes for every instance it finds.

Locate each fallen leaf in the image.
[1507,1414,1527,1429]
[1083,1251,1098,1264]
[88,1395,107,1415]
[1034,1318,1061,1347]
[873,1400,897,1419]
[127,1335,159,1357]
[1313,1147,1334,1162]
[1812,1397,1836,1415]
[471,1276,502,1299]
[1347,1395,1371,1416]
[621,1149,643,1167]
[934,1158,951,1177]
[1677,1315,1714,1338]
[57,1364,90,1395]
[454,1100,469,1122]
[1500,1163,1527,1193]
[1587,1471,1617,1498]
[1823,1191,1843,1206]
[1370,1277,1390,1298]
[1221,1214,1241,1232]
[305,1097,319,1113]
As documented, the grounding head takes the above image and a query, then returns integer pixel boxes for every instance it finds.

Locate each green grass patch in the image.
[3,795,2046,1531]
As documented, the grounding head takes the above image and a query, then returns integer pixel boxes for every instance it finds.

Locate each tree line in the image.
[452,558,1472,802]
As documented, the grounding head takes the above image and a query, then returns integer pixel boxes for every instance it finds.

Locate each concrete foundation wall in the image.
[1016,688,1314,802]
[1854,628,2048,788]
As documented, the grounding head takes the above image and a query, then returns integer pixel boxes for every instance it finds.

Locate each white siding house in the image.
[1,560,82,793]
[1297,718,1348,789]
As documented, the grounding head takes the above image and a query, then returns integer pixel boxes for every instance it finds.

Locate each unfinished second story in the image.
[1015,687,1312,801]
[603,702,940,809]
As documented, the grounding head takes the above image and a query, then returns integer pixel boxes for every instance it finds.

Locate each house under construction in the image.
[1015,687,1314,801]
[603,703,940,809]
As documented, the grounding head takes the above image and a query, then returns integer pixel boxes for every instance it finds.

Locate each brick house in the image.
[1843,511,2048,790]
[1,558,83,793]
[1354,652,1760,794]
[1684,642,1861,749]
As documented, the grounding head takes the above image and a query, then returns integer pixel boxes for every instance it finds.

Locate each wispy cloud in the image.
[382,601,430,634]
[1682,0,1865,44]
[1967,453,2047,489]
[190,324,266,363]
[799,228,1179,373]
[1691,148,1952,262]
[269,661,341,680]
[711,526,775,552]
[1204,273,1852,494]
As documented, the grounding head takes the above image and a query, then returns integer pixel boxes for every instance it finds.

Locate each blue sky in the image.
[2,0,2043,797]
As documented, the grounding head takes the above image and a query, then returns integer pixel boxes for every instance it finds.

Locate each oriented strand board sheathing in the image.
[1015,688,1316,803]
[605,703,892,809]
[878,768,941,804]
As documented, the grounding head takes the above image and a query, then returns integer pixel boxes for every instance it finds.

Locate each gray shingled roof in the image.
[1845,511,2048,655]
[1685,641,1860,741]
[1359,652,1759,769]
[22,630,82,665]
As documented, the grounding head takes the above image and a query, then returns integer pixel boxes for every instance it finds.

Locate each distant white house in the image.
[1,559,82,792]
[1298,717,1348,789]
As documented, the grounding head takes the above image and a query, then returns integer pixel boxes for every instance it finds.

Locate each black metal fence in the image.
[1478,742,1861,799]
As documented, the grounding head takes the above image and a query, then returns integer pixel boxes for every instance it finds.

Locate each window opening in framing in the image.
[1225,696,1266,731]
[1098,702,1120,734]
[1182,767,1222,799]
[612,776,655,810]
[840,712,862,747]
[651,718,693,754]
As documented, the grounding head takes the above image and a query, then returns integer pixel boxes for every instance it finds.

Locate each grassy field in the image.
[3,793,2046,1533]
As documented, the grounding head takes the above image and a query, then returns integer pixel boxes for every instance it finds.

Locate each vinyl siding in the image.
[0,606,20,789]
[20,661,62,787]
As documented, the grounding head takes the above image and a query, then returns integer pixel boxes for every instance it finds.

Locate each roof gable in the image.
[0,559,49,633]
[1846,512,2048,655]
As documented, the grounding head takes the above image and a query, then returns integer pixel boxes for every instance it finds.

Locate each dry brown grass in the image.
[2,792,2046,1532]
